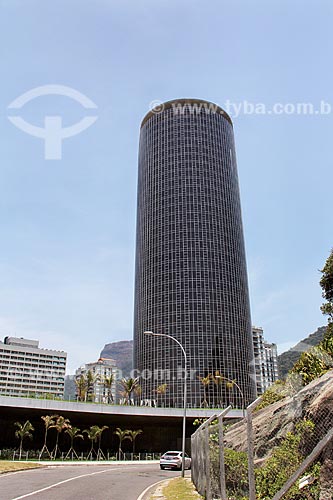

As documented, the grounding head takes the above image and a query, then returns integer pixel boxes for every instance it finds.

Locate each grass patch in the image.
[161,478,203,499]
[0,461,42,474]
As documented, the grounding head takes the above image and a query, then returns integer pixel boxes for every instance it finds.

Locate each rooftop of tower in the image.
[141,98,233,128]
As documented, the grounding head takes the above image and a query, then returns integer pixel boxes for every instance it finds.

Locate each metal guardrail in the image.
[191,405,233,500]
[190,389,333,500]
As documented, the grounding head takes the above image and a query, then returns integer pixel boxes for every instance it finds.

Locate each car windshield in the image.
[164,452,179,456]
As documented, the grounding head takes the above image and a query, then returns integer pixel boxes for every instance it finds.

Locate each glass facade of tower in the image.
[133,99,256,409]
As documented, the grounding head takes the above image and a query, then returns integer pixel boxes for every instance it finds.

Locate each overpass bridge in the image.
[0,396,244,452]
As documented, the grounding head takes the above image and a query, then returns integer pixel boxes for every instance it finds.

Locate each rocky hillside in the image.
[277,326,326,378]
[100,340,133,378]
[224,369,333,460]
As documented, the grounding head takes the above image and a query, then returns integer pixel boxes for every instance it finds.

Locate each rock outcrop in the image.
[100,340,133,378]
[224,369,333,460]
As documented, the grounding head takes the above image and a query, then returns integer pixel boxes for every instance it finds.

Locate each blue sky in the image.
[0,0,332,372]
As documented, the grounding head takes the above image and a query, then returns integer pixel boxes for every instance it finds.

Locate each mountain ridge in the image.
[100,340,133,378]
[277,325,326,378]
[100,326,327,381]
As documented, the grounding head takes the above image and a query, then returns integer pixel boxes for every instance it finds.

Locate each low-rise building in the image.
[75,358,117,403]
[0,336,67,398]
[64,374,77,401]
[252,327,278,395]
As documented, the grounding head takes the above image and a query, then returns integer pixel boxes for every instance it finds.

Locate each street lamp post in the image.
[144,330,187,478]
[214,374,245,417]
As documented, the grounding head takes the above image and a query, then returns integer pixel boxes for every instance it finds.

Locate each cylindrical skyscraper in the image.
[133,99,256,409]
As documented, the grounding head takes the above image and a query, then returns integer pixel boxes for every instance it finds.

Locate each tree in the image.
[14,420,34,459]
[198,375,211,408]
[83,425,107,460]
[64,426,84,460]
[86,370,99,402]
[320,248,333,349]
[119,377,140,405]
[291,249,333,385]
[212,371,225,407]
[292,346,333,384]
[114,427,131,458]
[75,374,88,402]
[223,449,248,498]
[319,248,333,498]
[320,248,333,321]
[127,429,143,454]
[255,420,319,500]
[135,384,142,400]
[39,415,58,459]
[96,425,108,460]
[52,416,71,459]
[103,374,115,404]
[322,328,333,358]
[154,384,167,406]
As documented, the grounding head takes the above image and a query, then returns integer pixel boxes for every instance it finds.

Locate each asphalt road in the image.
[0,464,181,500]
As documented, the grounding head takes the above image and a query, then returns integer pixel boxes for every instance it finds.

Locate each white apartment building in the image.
[252,327,279,395]
[0,337,67,398]
[75,357,118,403]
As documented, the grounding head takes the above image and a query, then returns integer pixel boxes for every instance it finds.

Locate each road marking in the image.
[10,466,143,499]
[137,478,169,500]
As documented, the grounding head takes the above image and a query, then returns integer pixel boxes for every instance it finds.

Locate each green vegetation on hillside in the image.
[291,248,333,384]
[209,420,320,500]
[277,326,326,378]
[258,248,333,411]
[204,250,333,500]
[255,420,320,499]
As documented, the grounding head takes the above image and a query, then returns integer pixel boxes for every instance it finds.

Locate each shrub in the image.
[255,380,286,411]
[210,444,248,499]
[255,420,320,500]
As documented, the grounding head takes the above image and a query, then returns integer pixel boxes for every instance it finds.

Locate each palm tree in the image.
[64,426,84,460]
[96,425,108,460]
[127,429,143,454]
[86,370,99,402]
[212,373,244,410]
[39,415,58,459]
[75,374,88,402]
[84,425,106,460]
[114,427,131,458]
[212,371,224,407]
[52,416,71,459]
[198,375,211,407]
[14,420,34,459]
[103,374,115,404]
[154,384,167,407]
[135,384,142,401]
[119,377,140,405]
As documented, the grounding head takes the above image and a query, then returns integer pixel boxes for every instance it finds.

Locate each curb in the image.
[37,460,160,466]
[0,465,44,476]
[137,478,170,500]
